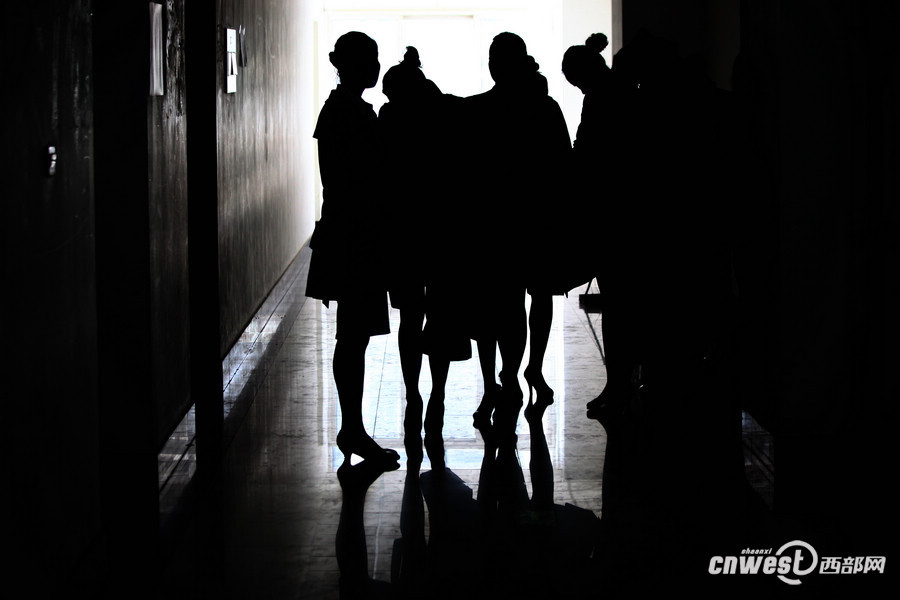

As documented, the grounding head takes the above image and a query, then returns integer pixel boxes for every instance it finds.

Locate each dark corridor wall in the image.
[5,0,313,595]
[94,0,192,455]
[216,0,309,357]
[4,2,98,594]
[91,1,193,591]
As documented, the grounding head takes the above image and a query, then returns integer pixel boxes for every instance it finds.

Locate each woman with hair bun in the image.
[563,32,641,424]
[378,47,471,455]
[307,31,399,467]
[381,46,441,103]
[562,32,615,160]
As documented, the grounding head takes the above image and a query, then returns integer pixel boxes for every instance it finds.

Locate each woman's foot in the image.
[337,454,400,493]
[585,383,628,422]
[524,396,549,424]
[523,366,555,406]
[473,383,501,431]
[336,428,400,465]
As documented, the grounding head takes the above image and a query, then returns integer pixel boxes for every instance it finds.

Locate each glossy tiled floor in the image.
[160,251,773,600]
[214,280,609,600]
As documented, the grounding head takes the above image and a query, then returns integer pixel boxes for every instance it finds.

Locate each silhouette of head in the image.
[488,32,529,85]
[562,32,609,93]
[330,31,380,91]
[382,46,427,102]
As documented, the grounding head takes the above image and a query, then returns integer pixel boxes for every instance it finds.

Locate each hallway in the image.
[8,2,898,598]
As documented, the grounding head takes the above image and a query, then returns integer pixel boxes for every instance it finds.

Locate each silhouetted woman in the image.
[562,32,637,422]
[464,33,569,445]
[519,58,575,413]
[562,33,614,166]
[306,32,399,465]
[378,47,471,447]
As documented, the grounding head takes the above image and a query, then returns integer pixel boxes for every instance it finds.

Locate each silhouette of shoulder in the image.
[315,86,377,142]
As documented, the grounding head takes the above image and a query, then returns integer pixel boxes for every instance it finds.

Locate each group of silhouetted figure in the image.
[307,29,738,473]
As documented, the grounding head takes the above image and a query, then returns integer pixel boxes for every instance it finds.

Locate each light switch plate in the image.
[226,28,237,93]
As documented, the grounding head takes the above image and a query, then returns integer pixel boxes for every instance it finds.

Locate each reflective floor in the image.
[161,254,775,600]
[216,284,608,599]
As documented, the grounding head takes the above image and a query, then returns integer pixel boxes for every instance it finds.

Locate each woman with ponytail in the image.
[378,47,471,453]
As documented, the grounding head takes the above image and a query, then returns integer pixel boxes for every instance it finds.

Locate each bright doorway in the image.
[311,2,616,209]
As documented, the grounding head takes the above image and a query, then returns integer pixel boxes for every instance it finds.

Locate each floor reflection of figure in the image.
[473,400,599,600]
[522,396,599,598]
[391,436,427,598]
[419,468,491,600]
[387,405,604,600]
[335,459,399,600]
[523,395,553,512]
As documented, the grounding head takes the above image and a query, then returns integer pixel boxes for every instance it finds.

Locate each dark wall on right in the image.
[621,0,740,90]
[737,0,898,556]
[621,0,898,563]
